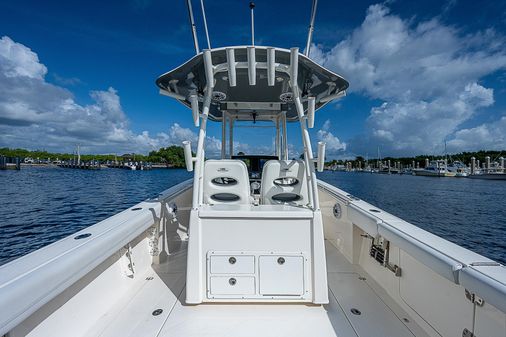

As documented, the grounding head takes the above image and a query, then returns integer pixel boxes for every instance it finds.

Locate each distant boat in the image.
[125,162,137,170]
[413,160,456,177]
[447,161,469,177]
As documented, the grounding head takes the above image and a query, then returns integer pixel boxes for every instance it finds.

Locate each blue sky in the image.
[1,0,506,158]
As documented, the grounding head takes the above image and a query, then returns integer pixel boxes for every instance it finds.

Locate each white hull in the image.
[413,169,456,177]
[1,179,504,337]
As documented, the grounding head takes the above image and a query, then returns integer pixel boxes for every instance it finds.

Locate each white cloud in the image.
[0,36,47,79]
[447,116,506,152]
[317,120,347,155]
[311,4,506,155]
[0,36,226,155]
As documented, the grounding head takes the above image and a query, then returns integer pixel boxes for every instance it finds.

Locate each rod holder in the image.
[183,141,194,172]
[247,46,256,85]
[317,141,326,172]
[267,47,275,86]
[250,2,255,46]
[189,94,199,127]
[226,48,237,87]
[307,97,315,128]
[290,47,299,87]
[203,49,214,88]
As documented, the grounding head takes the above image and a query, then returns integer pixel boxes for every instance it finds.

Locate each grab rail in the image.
[0,179,192,336]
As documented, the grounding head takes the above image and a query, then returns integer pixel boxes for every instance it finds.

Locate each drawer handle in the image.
[229,278,237,286]
[277,257,285,265]
[228,257,237,264]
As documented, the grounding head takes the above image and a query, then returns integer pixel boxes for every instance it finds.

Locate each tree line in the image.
[0,146,189,168]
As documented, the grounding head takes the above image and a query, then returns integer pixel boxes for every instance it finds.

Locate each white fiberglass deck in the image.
[86,240,428,337]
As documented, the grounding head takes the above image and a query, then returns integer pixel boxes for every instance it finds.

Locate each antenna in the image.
[249,2,255,46]
[305,0,319,57]
[186,0,200,54]
[200,0,211,49]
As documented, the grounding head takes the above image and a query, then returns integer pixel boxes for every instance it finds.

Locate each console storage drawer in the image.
[209,276,256,295]
[210,255,255,274]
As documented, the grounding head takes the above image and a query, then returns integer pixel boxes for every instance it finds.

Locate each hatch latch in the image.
[121,244,135,278]
[465,289,484,307]
[462,328,476,337]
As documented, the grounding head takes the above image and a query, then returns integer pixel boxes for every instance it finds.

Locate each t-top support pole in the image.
[290,47,319,210]
[191,49,214,208]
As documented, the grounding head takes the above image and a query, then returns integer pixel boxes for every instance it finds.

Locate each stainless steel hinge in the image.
[121,244,135,278]
[462,328,476,337]
[465,289,484,306]
[386,263,402,277]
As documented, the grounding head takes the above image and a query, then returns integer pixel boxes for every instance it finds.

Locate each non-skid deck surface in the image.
[98,241,427,337]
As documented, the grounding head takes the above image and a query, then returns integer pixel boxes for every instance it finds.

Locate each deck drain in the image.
[152,309,163,316]
[74,233,91,240]
[369,209,381,213]
[146,276,154,280]
[131,207,142,211]
[358,276,366,281]
[350,308,361,315]
[403,318,410,323]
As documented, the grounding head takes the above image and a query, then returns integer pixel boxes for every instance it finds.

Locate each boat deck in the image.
[93,241,429,337]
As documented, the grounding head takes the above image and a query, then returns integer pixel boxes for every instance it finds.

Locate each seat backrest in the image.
[260,160,309,206]
[203,159,251,205]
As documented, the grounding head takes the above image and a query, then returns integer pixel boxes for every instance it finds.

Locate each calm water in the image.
[0,167,504,265]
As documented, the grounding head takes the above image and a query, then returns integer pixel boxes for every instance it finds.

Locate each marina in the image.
[0,1,505,337]
[329,155,506,180]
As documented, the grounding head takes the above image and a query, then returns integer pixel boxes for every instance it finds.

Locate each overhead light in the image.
[212,91,227,101]
[279,92,293,102]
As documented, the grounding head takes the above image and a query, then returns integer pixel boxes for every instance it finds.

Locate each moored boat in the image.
[413,159,456,177]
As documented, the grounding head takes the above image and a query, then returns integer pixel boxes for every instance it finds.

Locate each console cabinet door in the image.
[259,255,304,296]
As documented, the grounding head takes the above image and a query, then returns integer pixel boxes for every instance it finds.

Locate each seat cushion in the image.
[203,160,251,205]
[260,160,309,206]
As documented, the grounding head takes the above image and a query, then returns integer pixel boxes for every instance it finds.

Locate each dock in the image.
[58,161,101,170]
[106,161,153,170]
[0,156,21,170]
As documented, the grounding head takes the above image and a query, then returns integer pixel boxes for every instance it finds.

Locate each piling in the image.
[485,156,490,173]
[471,157,475,175]
[0,156,21,170]
[501,157,505,173]
[425,158,429,168]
